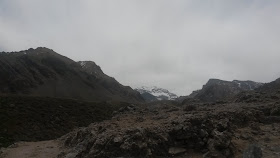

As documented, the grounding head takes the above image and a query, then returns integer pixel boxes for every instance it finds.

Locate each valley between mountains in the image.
[0,48,280,158]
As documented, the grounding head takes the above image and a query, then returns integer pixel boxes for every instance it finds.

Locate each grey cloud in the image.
[0,0,280,95]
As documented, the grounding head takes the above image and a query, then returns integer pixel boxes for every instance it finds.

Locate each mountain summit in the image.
[188,79,263,102]
[0,47,144,103]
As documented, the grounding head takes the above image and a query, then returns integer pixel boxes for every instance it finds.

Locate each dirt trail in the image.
[0,140,60,158]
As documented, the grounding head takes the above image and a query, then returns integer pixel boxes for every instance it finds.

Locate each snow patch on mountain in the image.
[135,86,178,101]
[79,61,87,67]
[232,80,264,90]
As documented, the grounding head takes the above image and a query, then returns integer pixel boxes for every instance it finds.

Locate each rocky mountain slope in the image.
[135,86,178,102]
[188,79,263,102]
[257,78,280,93]
[0,47,143,103]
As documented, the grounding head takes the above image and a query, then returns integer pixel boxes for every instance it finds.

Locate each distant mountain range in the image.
[0,47,144,103]
[135,79,264,103]
[186,79,264,102]
[0,46,274,105]
[135,86,178,102]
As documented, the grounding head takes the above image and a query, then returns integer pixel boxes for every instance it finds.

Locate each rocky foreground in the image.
[1,91,280,158]
[55,92,280,158]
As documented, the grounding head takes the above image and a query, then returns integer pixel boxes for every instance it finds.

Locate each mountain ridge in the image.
[187,78,263,102]
[0,47,144,103]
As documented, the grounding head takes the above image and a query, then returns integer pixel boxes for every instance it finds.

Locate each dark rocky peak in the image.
[0,47,144,103]
[257,77,280,93]
[2,47,75,67]
[8,47,56,56]
[30,47,55,53]
[78,61,104,76]
[203,79,262,89]
[205,78,228,85]
[187,78,263,102]
[77,61,122,88]
[232,78,280,103]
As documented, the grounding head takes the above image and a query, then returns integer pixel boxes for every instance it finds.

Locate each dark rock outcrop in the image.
[57,100,280,158]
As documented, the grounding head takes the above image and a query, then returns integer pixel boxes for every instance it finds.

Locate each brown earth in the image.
[0,140,60,158]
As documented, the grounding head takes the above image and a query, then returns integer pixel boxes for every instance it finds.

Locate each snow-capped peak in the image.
[135,86,178,101]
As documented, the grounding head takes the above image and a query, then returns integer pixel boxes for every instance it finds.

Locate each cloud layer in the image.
[1,0,280,95]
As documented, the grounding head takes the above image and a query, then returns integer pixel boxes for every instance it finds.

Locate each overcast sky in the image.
[1,0,280,95]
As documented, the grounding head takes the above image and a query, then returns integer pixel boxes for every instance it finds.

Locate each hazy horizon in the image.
[1,0,280,95]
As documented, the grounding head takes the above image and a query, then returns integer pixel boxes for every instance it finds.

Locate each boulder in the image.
[243,144,262,158]
[168,147,186,156]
